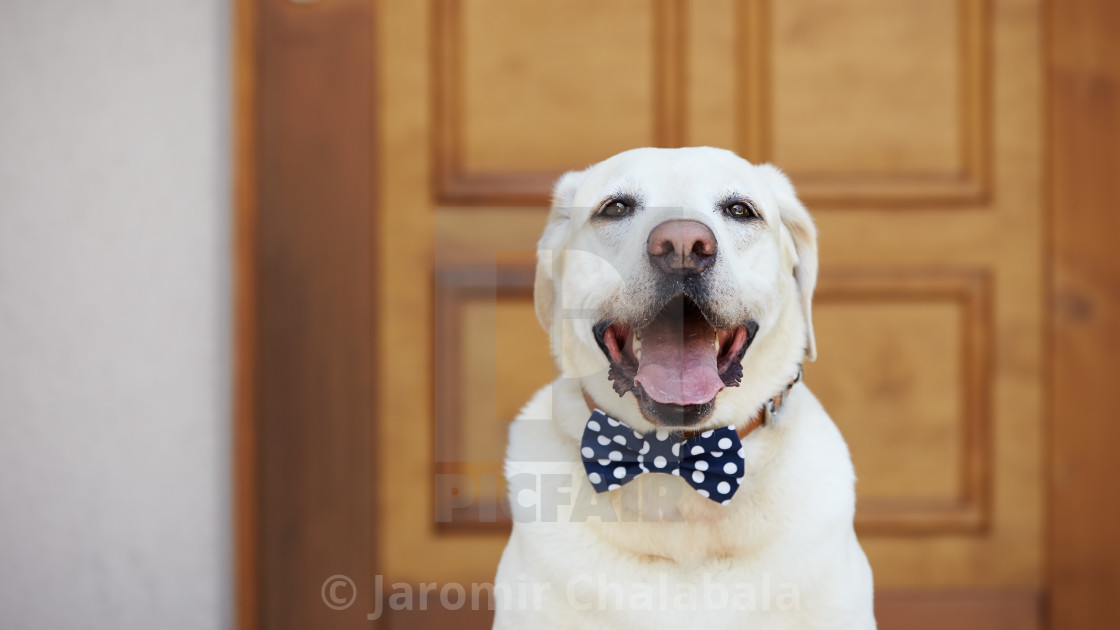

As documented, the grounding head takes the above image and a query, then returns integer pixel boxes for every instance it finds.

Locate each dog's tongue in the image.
[634,305,724,406]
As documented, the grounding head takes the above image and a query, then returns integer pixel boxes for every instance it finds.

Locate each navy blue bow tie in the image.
[580,410,746,505]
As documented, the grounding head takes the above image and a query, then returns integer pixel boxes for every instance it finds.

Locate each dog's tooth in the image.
[632,334,642,359]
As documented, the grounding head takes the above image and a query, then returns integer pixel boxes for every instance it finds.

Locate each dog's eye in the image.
[723,201,758,220]
[599,198,634,219]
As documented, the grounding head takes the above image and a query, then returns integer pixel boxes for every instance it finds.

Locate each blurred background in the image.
[1,0,1117,629]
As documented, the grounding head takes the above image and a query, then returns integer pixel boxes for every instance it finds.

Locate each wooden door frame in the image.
[234,0,379,628]
[1046,0,1120,626]
[232,0,1120,628]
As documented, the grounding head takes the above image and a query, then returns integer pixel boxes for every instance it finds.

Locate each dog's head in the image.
[535,147,817,431]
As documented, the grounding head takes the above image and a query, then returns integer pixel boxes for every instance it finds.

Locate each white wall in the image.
[0,1,230,629]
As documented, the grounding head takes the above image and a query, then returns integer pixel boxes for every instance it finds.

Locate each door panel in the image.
[433,0,685,204]
[377,0,1043,625]
[770,0,973,180]
[457,0,659,172]
[809,271,990,536]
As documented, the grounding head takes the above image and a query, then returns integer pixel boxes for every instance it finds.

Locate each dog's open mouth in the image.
[593,295,757,417]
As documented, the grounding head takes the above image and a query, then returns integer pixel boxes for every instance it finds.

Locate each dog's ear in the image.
[757,163,818,361]
[534,170,582,332]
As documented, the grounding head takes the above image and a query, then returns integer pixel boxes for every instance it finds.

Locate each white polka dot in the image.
[711,451,723,457]
[697,489,709,498]
[718,437,733,449]
[736,477,743,485]
[671,468,680,476]
[653,455,667,469]
[581,447,594,459]
[671,443,680,457]
[608,484,621,491]
[613,467,626,479]
[588,472,601,484]
[613,435,627,445]
[701,430,714,438]
[598,459,609,466]
[639,442,650,455]
[691,445,705,455]
[723,462,737,474]
[597,435,610,446]
[637,454,644,463]
[692,470,705,483]
[726,424,735,430]
[633,430,644,440]
[608,450,622,462]
[695,460,708,471]
[587,420,601,432]
[606,417,620,427]
[717,481,731,495]
[737,448,745,458]
[721,500,731,506]
[656,430,669,441]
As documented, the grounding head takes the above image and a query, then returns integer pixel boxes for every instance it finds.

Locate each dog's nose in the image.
[647,220,717,276]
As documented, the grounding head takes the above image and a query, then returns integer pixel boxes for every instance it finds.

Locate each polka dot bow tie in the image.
[580,410,745,505]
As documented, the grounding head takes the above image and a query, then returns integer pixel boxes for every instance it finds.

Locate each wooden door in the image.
[241,0,1120,628]
[374,0,1045,626]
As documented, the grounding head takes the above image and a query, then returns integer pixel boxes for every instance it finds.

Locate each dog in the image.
[492,147,875,629]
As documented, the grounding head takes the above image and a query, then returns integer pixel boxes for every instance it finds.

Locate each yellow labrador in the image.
[493,148,875,629]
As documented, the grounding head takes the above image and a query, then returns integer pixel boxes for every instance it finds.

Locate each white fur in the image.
[494,148,875,629]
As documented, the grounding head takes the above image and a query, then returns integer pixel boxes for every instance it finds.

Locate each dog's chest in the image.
[581,474,784,565]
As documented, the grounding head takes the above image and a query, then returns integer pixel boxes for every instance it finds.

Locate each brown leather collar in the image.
[581,365,803,441]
